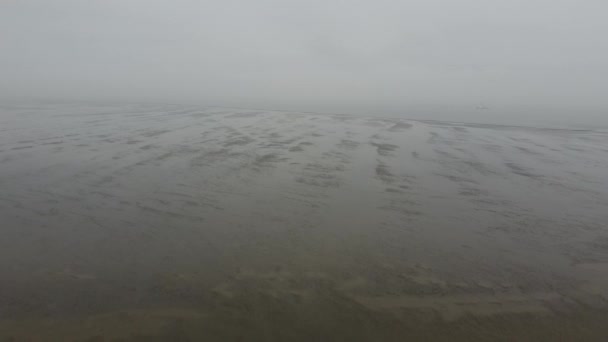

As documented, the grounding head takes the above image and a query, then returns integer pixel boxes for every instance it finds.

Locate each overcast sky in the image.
[1,0,607,126]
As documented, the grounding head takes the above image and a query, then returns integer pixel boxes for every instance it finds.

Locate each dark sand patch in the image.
[371,142,399,156]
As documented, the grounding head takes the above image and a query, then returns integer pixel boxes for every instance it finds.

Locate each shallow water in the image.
[1,103,608,341]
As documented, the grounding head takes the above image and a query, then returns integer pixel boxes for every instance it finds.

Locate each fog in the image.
[1,0,607,126]
[3,2,608,339]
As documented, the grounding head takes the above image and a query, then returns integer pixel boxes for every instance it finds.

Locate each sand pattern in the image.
[1,104,608,341]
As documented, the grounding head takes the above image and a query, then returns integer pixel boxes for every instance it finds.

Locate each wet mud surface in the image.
[1,103,608,340]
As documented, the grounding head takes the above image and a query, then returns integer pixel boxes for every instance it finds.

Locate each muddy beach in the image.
[1,103,608,341]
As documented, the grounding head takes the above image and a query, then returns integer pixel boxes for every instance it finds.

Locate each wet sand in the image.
[1,103,608,341]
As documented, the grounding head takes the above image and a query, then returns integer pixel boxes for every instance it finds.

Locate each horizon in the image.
[2,0,607,127]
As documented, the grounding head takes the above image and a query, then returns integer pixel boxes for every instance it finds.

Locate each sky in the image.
[1,0,607,126]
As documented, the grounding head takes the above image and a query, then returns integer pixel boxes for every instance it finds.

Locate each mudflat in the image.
[1,103,608,341]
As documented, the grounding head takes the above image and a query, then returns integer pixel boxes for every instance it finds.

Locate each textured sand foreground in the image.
[1,103,608,341]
